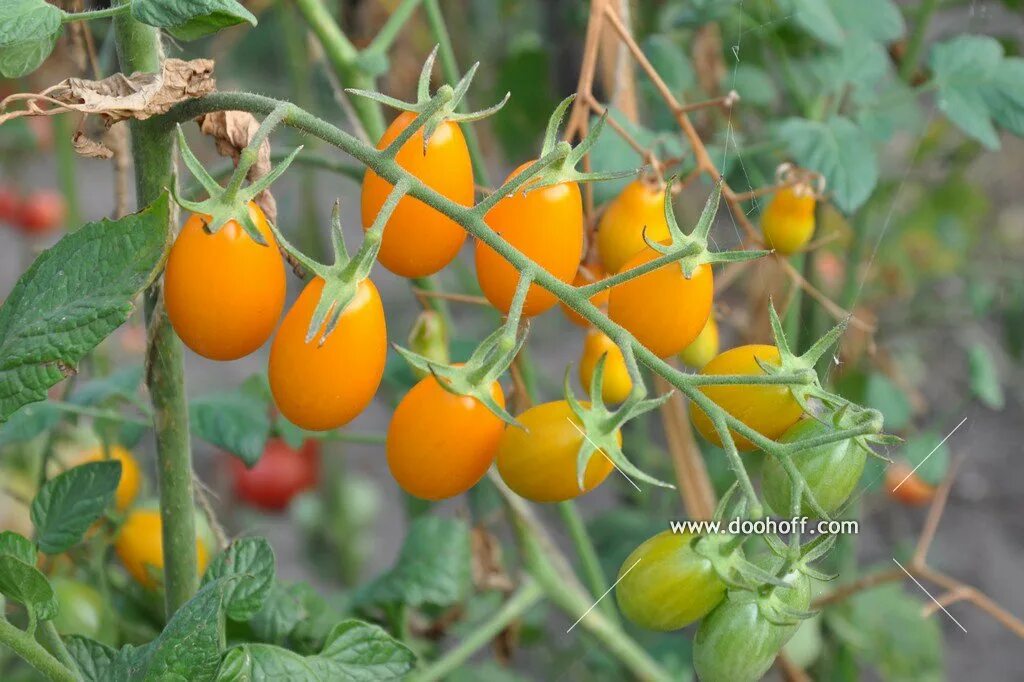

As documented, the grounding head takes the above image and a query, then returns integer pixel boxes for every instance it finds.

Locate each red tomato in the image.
[228,438,320,511]
[884,462,936,507]
[476,162,583,317]
[0,185,20,224]
[17,189,65,235]
[361,112,474,278]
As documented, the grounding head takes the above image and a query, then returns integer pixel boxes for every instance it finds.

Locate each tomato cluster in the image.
[0,184,66,236]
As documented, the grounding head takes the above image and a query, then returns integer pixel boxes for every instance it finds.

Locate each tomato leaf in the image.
[0,530,36,565]
[828,0,905,42]
[137,579,230,680]
[0,194,170,423]
[249,581,308,644]
[967,342,1005,410]
[864,373,912,431]
[214,620,415,682]
[354,516,471,610]
[132,0,257,41]
[31,460,121,554]
[190,385,271,467]
[68,365,144,407]
[0,401,61,447]
[774,116,879,214]
[791,0,844,47]
[0,555,57,621]
[0,0,62,78]
[202,537,276,621]
[64,637,125,682]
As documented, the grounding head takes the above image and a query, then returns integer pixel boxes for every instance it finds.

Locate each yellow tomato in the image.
[761,186,816,255]
[83,445,141,511]
[560,265,610,327]
[115,509,208,590]
[678,315,719,370]
[579,330,632,403]
[597,180,671,273]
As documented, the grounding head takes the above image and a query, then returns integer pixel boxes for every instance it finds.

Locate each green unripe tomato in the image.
[614,531,727,631]
[693,562,811,682]
[761,419,866,517]
[51,577,117,645]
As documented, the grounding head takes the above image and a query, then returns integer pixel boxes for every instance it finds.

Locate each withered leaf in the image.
[71,131,113,159]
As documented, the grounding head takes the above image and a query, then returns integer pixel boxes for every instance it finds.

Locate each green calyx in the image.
[394,271,536,426]
[269,182,407,346]
[562,351,674,492]
[644,176,768,280]
[347,45,509,150]
[171,108,300,245]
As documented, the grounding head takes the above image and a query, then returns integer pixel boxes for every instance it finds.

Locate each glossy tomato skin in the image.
[17,189,65,235]
[689,345,804,452]
[269,277,386,431]
[50,577,117,645]
[615,531,726,631]
[762,186,815,255]
[597,180,671,273]
[762,419,866,517]
[361,112,473,278]
[83,445,141,512]
[228,438,320,511]
[164,203,285,361]
[560,265,609,327]
[387,375,505,500]
[115,509,209,590]
[477,162,584,316]
[496,401,616,502]
[693,563,811,682]
[678,315,719,370]
[608,246,713,358]
[579,330,632,404]
[884,462,935,506]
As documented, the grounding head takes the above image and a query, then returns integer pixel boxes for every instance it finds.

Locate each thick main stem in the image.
[113,4,198,618]
[0,620,75,682]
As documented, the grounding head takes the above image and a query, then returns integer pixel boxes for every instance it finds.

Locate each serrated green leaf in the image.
[354,516,471,610]
[65,636,130,682]
[31,460,121,554]
[792,0,844,46]
[0,0,62,78]
[0,194,170,422]
[215,620,415,682]
[190,387,271,467]
[249,581,307,644]
[812,41,890,95]
[202,537,275,621]
[985,57,1024,137]
[0,530,36,565]
[0,401,61,447]
[855,80,922,140]
[0,554,57,620]
[774,116,878,213]
[132,0,257,41]
[967,343,1005,410]
[930,35,1004,149]
[137,579,230,681]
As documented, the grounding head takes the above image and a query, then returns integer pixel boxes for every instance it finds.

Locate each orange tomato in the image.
[164,203,285,361]
[579,330,632,403]
[761,186,816,255]
[678,315,719,370]
[689,345,804,451]
[83,445,141,511]
[560,264,610,327]
[361,112,474,278]
[269,277,386,431]
[476,162,583,316]
[597,180,671,273]
[496,401,616,503]
[608,246,713,357]
[387,375,505,500]
[884,462,936,507]
[115,509,208,590]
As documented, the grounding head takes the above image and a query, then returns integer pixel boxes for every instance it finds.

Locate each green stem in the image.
[411,579,543,682]
[52,115,80,230]
[0,619,76,682]
[292,0,386,140]
[899,0,940,82]
[558,501,619,625]
[113,3,199,618]
[36,622,77,677]
[423,0,490,185]
[365,0,423,57]
[61,5,128,23]
[47,400,150,426]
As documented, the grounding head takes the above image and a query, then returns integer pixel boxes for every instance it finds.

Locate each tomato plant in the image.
[761,185,816,255]
[578,329,632,404]
[115,509,209,590]
[560,264,610,327]
[885,462,937,506]
[597,179,671,273]
[49,577,117,644]
[164,203,285,361]
[679,314,719,370]
[387,373,505,500]
[15,189,65,235]
[228,438,320,511]
[496,401,616,503]
[82,444,141,512]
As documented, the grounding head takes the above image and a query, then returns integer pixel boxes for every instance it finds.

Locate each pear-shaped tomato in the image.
[269,277,386,431]
[597,179,671,273]
[578,330,632,403]
[761,186,815,255]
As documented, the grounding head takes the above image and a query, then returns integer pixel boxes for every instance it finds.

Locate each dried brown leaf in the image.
[71,130,113,159]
